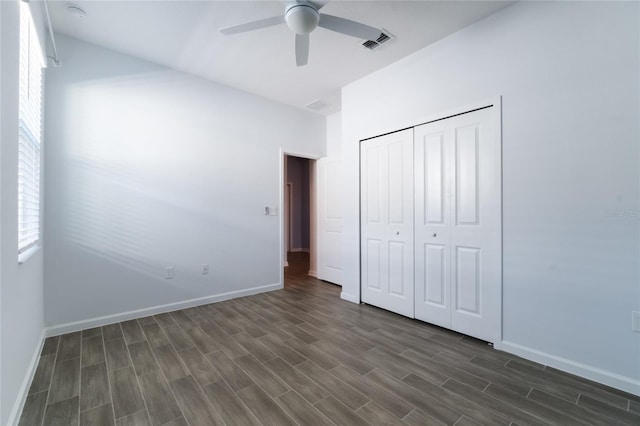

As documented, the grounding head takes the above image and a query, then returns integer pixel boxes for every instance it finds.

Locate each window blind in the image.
[18,2,44,254]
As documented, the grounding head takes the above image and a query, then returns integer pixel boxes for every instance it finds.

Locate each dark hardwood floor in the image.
[19,252,640,425]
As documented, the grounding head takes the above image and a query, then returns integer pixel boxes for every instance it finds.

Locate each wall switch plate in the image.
[632,311,640,333]
[165,266,174,279]
[202,264,209,275]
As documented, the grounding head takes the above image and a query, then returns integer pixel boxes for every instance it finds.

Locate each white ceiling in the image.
[48,0,513,114]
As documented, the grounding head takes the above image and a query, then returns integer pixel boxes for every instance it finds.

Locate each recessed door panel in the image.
[425,134,445,224]
[326,162,342,220]
[389,241,406,296]
[425,244,445,305]
[366,239,382,290]
[388,141,405,224]
[365,145,381,224]
[455,246,480,315]
[325,231,342,273]
[456,125,479,226]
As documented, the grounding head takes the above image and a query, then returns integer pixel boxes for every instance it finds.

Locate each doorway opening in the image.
[283,154,316,279]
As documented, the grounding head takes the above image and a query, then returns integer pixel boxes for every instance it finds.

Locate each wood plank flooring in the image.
[20,252,640,425]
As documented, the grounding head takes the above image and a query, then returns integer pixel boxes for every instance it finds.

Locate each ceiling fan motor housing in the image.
[285,4,320,34]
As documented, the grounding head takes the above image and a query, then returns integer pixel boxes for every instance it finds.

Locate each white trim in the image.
[281,150,322,161]
[279,148,285,288]
[45,283,281,337]
[7,329,46,426]
[290,248,310,253]
[287,182,293,252]
[496,97,505,346]
[340,291,360,304]
[500,340,640,397]
[308,269,318,278]
[308,160,318,283]
[280,148,320,289]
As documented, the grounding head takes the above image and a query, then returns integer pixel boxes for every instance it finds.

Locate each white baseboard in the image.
[290,248,310,253]
[500,340,640,397]
[8,329,46,426]
[340,291,360,304]
[308,269,318,278]
[45,283,281,337]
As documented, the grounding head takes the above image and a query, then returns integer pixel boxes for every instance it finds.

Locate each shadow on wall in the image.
[50,69,280,284]
[43,34,325,326]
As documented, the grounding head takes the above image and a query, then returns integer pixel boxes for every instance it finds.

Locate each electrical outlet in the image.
[632,311,640,333]
[165,266,174,279]
[202,264,209,275]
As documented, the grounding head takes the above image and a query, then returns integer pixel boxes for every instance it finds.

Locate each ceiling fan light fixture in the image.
[285,5,319,35]
[220,1,383,67]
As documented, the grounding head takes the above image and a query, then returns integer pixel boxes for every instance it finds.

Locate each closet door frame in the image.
[358,97,503,348]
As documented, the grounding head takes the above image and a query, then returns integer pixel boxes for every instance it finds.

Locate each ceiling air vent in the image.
[362,30,394,51]
[305,99,329,111]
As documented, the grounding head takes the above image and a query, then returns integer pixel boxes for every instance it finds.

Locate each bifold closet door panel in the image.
[360,129,415,318]
[414,107,501,343]
[449,108,501,343]
[414,120,453,329]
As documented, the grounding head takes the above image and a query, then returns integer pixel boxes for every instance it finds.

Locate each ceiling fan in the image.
[219,0,382,66]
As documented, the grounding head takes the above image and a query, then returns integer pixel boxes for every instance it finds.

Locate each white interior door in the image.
[360,129,414,318]
[415,107,501,343]
[317,158,343,284]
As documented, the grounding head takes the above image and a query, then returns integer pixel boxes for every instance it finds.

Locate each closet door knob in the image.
[396,231,400,235]
[432,233,437,237]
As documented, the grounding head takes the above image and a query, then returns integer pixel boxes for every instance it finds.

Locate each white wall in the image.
[1,1,46,424]
[326,112,342,158]
[44,35,325,328]
[341,1,639,394]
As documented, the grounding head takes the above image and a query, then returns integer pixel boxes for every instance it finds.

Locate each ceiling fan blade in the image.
[295,33,309,66]
[318,13,381,41]
[220,15,284,35]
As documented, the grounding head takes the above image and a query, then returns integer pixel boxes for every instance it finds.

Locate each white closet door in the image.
[449,108,501,343]
[318,158,343,285]
[360,129,414,318]
[415,107,501,343]
[414,120,452,329]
